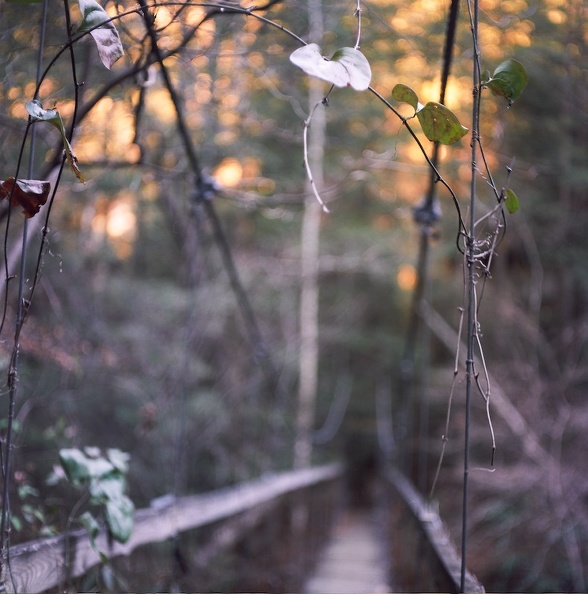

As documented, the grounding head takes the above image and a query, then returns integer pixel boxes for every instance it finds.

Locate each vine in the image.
[0,1,529,588]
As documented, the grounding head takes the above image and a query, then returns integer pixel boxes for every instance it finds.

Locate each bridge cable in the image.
[312,372,353,445]
[138,0,280,392]
[394,0,460,490]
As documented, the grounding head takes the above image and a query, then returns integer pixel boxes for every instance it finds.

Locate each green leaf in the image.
[504,188,520,213]
[416,102,469,145]
[25,100,85,182]
[289,44,371,91]
[79,511,101,552]
[105,495,134,543]
[485,59,528,106]
[59,448,92,484]
[89,472,125,503]
[77,0,124,70]
[391,83,420,112]
[10,516,23,532]
[59,447,115,487]
[107,448,130,474]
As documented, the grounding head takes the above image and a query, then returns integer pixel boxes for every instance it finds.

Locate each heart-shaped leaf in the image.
[416,102,469,145]
[392,83,421,112]
[0,177,51,218]
[78,0,124,69]
[290,43,371,91]
[485,59,528,106]
[329,47,372,91]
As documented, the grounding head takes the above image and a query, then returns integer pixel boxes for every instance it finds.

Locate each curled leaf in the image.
[78,0,124,69]
[0,177,50,218]
[416,102,469,145]
[26,100,85,183]
[485,59,528,106]
[392,83,420,112]
[290,43,371,91]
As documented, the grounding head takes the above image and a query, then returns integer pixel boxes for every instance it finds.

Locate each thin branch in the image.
[137,0,279,387]
[302,96,332,213]
[368,86,467,247]
[354,0,362,50]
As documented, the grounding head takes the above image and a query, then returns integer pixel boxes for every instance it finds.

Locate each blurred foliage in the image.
[0,0,587,591]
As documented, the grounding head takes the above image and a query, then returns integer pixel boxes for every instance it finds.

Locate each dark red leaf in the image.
[0,177,51,218]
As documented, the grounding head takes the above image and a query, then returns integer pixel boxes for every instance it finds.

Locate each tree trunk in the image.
[294,0,324,470]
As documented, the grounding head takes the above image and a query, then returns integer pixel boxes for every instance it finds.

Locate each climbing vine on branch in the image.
[0,3,532,590]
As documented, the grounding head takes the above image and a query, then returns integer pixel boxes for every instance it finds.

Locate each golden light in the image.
[106,199,137,240]
[145,88,177,125]
[546,9,566,24]
[213,158,243,188]
[397,264,418,292]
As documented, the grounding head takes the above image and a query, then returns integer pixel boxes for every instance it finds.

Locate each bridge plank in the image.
[304,512,391,594]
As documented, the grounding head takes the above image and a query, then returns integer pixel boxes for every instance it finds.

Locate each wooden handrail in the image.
[386,467,485,593]
[1,463,342,594]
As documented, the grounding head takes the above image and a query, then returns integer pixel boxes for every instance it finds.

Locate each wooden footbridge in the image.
[1,463,484,593]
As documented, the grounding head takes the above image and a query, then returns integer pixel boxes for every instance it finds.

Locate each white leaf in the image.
[290,43,366,90]
[78,0,124,69]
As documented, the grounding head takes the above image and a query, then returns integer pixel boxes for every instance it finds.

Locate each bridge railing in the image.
[1,463,343,593]
[385,467,485,593]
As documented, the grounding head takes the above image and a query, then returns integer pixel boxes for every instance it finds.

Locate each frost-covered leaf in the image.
[78,0,124,69]
[392,83,420,112]
[486,59,528,106]
[0,178,50,218]
[290,43,371,91]
[26,100,84,183]
[416,102,469,145]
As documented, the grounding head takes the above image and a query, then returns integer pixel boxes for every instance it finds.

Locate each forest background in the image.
[0,0,587,591]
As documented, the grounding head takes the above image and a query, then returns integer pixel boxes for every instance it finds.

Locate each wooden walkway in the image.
[303,511,392,594]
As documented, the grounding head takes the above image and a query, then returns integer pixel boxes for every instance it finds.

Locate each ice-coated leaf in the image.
[0,178,50,218]
[25,100,84,183]
[78,0,124,69]
[392,83,420,112]
[486,59,528,106]
[504,188,520,213]
[416,102,469,145]
[290,43,371,91]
